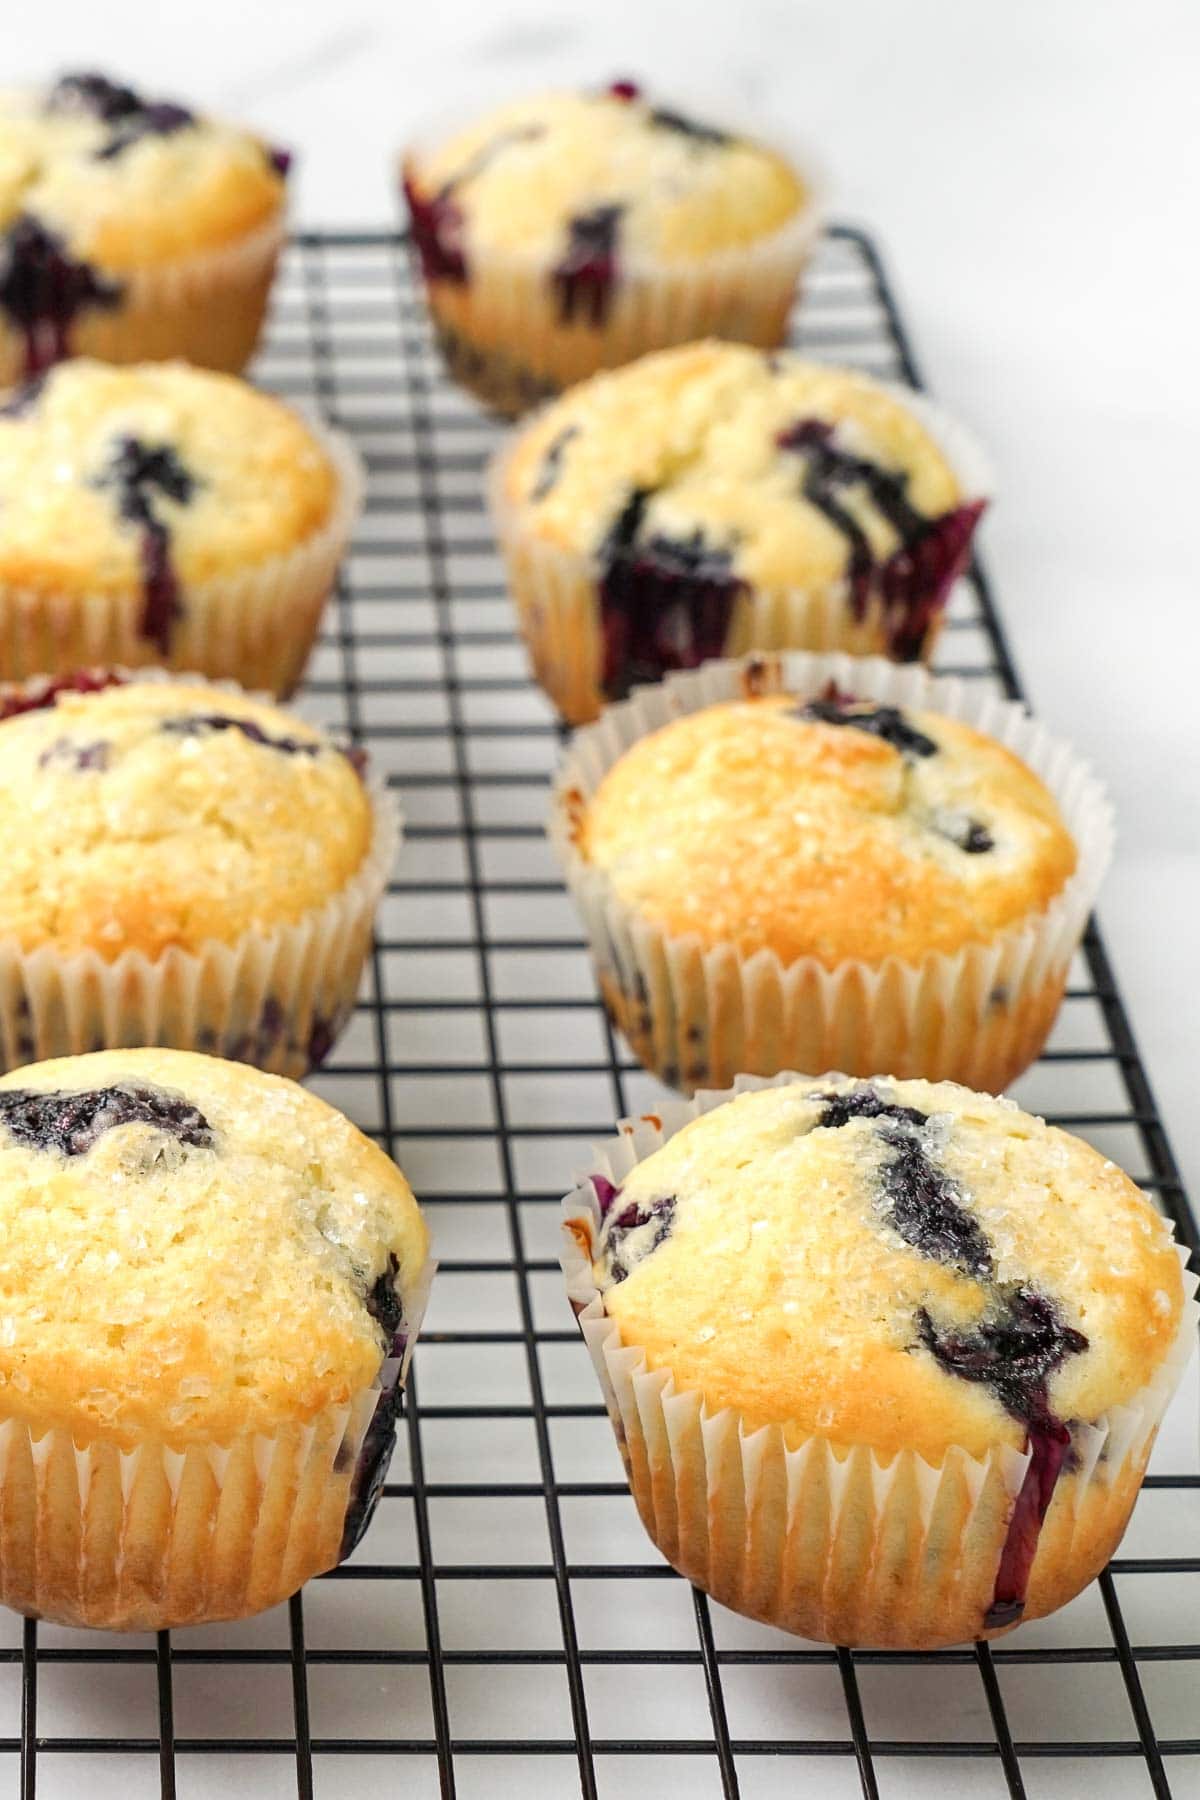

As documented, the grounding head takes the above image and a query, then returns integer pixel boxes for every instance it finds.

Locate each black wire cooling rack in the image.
[10,229,1199,1800]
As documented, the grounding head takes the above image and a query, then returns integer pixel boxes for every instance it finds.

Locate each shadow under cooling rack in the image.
[9,228,1198,1800]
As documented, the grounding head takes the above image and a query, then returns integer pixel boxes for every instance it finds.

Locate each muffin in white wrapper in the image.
[550,650,1113,1095]
[0,1049,433,1629]
[0,668,399,1078]
[401,84,823,418]
[0,364,364,698]
[560,1073,1199,1649]
[490,357,991,725]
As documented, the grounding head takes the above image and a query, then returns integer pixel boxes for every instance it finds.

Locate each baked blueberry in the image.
[797,694,938,758]
[160,712,322,757]
[0,216,121,377]
[552,205,624,326]
[0,1080,214,1156]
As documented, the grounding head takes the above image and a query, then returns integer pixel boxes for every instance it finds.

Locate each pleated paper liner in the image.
[0,407,364,697]
[0,667,400,1079]
[550,650,1113,1094]
[0,209,287,388]
[401,92,826,418]
[0,1252,434,1631]
[490,384,991,724]
[560,1076,1199,1649]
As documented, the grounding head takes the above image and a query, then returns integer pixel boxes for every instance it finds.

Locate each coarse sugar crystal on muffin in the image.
[552,652,1111,1093]
[492,342,988,721]
[561,1073,1196,1648]
[0,1046,431,1629]
[0,70,288,381]
[0,358,361,692]
[0,669,397,1075]
[402,82,820,414]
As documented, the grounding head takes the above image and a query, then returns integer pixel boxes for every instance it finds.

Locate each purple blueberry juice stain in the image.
[0,1082,214,1156]
[797,695,938,758]
[0,373,47,418]
[816,1087,992,1279]
[916,1291,1088,1630]
[161,713,321,757]
[339,1265,413,1559]
[818,1081,1088,1627]
[530,425,579,501]
[37,735,109,772]
[600,1193,676,1284]
[46,71,194,158]
[595,487,746,700]
[403,172,468,284]
[777,417,984,660]
[931,812,995,855]
[0,215,122,377]
[404,126,544,288]
[100,438,195,653]
[552,204,623,326]
[647,105,729,145]
[591,1174,621,1217]
[0,669,127,723]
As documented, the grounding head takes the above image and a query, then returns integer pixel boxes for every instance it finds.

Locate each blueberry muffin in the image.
[402,81,819,414]
[0,70,288,382]
[552,652,1111,1093]
[0,1047,430,1629]
[493,342,988,721]
[0,670,397,1076]
[0,358,361,693]
[562,1074,1195,1648]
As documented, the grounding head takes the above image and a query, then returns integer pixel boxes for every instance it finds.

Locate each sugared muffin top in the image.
[576,689,1077,967]
[0,360,337,647]
[404,82,807,280]
[499,343,983,679]
[0,72,285,271]
[0,1048,427,1445]
[584,1076,1184,1465]
[0,674,373,958]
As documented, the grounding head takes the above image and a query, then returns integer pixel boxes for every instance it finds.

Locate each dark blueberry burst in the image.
[0,1082,214,1157]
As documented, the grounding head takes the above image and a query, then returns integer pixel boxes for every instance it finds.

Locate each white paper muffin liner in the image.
[491,385,992,724]
[401,95,825,417]
[0,667,399,1079]
[560,1075,1199,1648]
[0,408,364,698]
[0,1249,434,1630]
[550,650,1113,1095]
[0,208,288,387]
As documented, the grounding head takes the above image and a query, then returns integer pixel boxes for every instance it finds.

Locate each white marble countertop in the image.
[5,1,1194,1196]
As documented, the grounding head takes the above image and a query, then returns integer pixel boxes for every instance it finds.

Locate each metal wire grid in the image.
[8,229,1198,1800]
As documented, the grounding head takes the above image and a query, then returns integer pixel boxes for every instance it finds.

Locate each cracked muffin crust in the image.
[564,1075,1193,1647]
[577,691,1076,968]
[0,359,358,692]
[0,70,287,380]
[0,675,370,959]
[494,342,986,721]
[0,1047,430,1627]
[403,83,818,412]
[0,670,395,1077]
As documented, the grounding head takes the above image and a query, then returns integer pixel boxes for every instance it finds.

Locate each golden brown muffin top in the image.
[499,343,969,595]
[406,84,807,266]
[578,692,1077,967]
[0,73,285,268]
[0,1049,428,1447]
[0,676,373,959]
[0,360,337,601]
[588,1077,1184,1462]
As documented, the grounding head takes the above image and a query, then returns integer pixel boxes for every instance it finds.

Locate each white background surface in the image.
[5,0,1194,1194]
